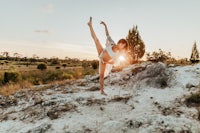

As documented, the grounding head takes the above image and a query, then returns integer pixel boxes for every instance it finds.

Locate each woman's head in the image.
[117,39,129,51]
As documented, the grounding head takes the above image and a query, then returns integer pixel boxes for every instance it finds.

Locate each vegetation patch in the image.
[47,103,77,120]
[0,81,31,96]
[185,92,200,106]
[86,86,99,91]
[84,98,106,106]
[0,96,18,108]
[109,95,132,103]
[37,63,47,70]
[3,71,21,84]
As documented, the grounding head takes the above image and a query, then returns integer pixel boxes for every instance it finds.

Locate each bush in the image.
[41,70,75,84]
[51,59,61,65]
[0,72,4,86]
[62,73,73,79]
[62,64,67,68]
[166,58,190,66]
[146,49,172,63]
[82,61,89,68]
[186,93,200,104]
[91,60,98,69]
[37,63,47,70]
[3,71,21,84]
[55,66,60,69]
[82,67,96,76]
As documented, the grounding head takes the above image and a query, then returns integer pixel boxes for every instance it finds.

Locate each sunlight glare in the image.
[119,56,125,61]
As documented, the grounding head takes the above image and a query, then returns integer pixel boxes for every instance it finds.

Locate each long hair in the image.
[117,39,129,51]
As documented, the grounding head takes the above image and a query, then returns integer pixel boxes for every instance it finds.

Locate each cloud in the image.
[34,29,54,35]
[34,30,49,33]
[41,3,54,14]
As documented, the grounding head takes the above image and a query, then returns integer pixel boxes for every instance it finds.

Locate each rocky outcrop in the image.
[0,62,200,133]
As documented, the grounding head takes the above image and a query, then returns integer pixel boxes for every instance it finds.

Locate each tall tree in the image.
[13,53,21,61]
[1,51,9,60]
[126,25,145,64]
[2,51,9,58]
[190,41,199,63]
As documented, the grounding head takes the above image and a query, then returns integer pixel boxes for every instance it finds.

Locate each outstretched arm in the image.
[100,21,110,36]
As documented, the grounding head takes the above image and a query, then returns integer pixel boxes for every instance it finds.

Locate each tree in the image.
[4,71,21,84]
[37,63,47,70]
[126,25,145,64]
[190,42,199,63]
[62,64,67,69]
[146,49,172,62]
[13,53,21,61]
[51,58,61,65]
[91,60,98,69]
[1,51,9,59]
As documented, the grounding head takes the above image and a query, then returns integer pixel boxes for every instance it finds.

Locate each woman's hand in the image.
[100,21,106,26]
[100,21,109,36]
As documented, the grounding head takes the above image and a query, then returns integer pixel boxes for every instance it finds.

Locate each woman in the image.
[87,17,128,95]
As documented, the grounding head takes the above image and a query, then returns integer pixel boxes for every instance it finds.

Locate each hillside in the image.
[0,62,200,133]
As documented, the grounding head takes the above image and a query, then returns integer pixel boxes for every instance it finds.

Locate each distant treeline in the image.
[0,52,99,67]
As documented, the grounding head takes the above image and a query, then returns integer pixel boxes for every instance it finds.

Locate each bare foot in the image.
[101,91,108,96]
[87,17,92,26]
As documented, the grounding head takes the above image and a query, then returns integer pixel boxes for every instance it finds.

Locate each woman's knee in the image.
[99,73,104,78]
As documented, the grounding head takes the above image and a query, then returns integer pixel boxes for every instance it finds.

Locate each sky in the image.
[0,0,200,60]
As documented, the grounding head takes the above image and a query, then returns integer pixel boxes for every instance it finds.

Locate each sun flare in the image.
[119,56,125,61]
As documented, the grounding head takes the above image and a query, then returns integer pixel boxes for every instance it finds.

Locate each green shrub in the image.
[33,78,42,85]
[146,49,172,63]
[62,64,67,68]
[41,70,74,83]
[42,70,58,83]
[0,72,4,86]
[62,73,73,79]
[156,77,168,88]
[82,67,96,76]
[82,62,89,68]
[91,61,98,69]
[51,59,61,65]
[3,71,21,84]
[186,93,200,104]
[37,63,47,70]
[55,66,60,69]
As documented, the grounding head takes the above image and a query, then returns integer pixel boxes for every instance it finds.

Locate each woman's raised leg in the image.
[87,17,103,55]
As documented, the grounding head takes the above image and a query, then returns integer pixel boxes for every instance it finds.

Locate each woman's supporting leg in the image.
[88,17,107,95]
[87,17,103,55]
[99,61,107,95]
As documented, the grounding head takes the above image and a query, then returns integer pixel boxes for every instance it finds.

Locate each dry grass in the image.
[165,58,191,66]
[0,81,32,96]
[32,79,74,92]
[109,95,132,103]
[0,77,75,97]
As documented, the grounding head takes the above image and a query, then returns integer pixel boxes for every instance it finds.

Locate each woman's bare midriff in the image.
[101,50,113,62]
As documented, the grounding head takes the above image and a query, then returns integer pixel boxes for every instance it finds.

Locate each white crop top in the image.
[105,35,119,59]
[105,45,117,58]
